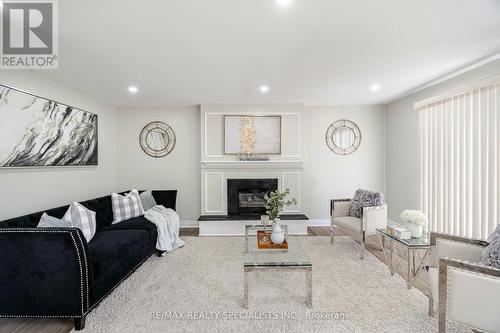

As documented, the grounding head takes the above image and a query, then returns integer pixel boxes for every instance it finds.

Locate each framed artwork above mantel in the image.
[223,115,281,155]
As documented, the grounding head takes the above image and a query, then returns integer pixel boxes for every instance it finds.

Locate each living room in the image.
[0,0,499,332]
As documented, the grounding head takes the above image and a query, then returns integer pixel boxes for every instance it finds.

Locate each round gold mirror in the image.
[325,120,361,155]
[139,121,176,158]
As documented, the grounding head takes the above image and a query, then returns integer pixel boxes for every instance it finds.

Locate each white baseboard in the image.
[180,220,199,228]
[307,218,330,227]
[199,219,308,236]
[182,218,332,229]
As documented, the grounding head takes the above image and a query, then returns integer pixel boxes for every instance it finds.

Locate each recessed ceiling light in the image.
[128,86,139,94]
[275,0,292,7]
[370,84,380,92]
[260,86,270,93]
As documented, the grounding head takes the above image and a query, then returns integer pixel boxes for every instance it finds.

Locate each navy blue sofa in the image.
[0,190,176,330]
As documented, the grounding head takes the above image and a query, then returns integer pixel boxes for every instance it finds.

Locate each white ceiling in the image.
[40,0,500,106]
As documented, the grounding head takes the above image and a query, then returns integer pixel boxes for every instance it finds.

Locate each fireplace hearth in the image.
[227,178,278,217]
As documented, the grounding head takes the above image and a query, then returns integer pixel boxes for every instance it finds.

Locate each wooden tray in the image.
[257,230,288,249]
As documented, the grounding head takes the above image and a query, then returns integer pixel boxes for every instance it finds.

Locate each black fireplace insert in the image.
[227,178,278,217]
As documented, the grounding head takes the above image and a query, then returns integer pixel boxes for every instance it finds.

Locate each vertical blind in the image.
[417,81,500,240]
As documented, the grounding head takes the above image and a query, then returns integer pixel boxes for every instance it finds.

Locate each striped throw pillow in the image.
[111,189,145,224]
[62,202,97,242]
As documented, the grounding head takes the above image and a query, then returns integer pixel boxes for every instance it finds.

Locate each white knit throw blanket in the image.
[144,205,185,252]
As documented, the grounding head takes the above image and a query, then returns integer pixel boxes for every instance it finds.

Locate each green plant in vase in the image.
[264,189,297,244]
[264,188,297,220]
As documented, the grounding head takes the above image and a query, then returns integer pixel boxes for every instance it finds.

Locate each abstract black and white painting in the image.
[0,85,98,167]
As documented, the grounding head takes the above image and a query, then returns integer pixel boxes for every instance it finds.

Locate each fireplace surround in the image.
[227,178,278,217]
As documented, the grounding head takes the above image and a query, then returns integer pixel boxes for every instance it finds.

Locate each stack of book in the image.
[386,226,411,240]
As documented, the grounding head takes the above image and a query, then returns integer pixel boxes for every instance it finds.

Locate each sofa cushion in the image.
[101,215,157,236]
[88,228,156,305]
[332,216,362,233]
[349,189,384,218]
[89,229,151,278]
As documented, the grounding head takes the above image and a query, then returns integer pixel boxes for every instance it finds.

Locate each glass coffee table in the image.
[243,225,312,309]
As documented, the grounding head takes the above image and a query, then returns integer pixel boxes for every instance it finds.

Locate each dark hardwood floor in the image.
[0,227,430,333]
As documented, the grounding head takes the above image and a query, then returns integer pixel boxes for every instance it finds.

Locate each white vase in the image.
[406,222,423,238]
[271,219,285,244]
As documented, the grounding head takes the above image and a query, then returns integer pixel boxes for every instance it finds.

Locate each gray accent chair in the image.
[428,232,500,333]
[330,198,387,259]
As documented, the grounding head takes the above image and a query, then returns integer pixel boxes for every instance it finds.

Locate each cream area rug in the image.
[77,236,468,333]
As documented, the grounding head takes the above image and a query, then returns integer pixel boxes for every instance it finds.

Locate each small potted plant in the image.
[264,189,297,244]
[400,210,428,238]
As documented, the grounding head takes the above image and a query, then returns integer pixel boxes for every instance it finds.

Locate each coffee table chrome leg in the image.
[305,267,313,308]
[243,268,249,309]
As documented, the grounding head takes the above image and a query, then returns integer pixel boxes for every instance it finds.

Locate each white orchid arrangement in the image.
[400,210,428,226]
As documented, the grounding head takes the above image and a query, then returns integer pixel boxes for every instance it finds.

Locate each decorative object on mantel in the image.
[237,153,270,161]
[325,119,361,155]
[400,210,428,238]
[264,189,297,244]
[139,121,176,158]
[224,115,281,155]
[0,84,98,167]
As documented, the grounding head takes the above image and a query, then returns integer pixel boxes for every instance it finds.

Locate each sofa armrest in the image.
[330,199,351,217]
[362,204,387,234]
[438,258,500,333]
[430,233,487,267]
[0,228,91,318]
[151,190,177,210]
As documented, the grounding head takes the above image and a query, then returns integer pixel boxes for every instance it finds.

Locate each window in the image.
[417,80,499,240]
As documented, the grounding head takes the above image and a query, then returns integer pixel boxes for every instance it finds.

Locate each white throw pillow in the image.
[140,190,157,211]
[63,202,97,242]
[38,213,72,228]
[111,189,145,224]
[38,203,96,242]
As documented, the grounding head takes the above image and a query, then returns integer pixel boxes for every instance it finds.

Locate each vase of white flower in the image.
[400,210,428,238]
[406,222,423,238]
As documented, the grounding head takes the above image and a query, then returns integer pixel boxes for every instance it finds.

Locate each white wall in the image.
[115,107,201,224]
[116,104,386,224]
[0,75,386,225]
[201,104,303,161]
[303,105,386,223]
[0,71,117,220]
[386,58,500,222]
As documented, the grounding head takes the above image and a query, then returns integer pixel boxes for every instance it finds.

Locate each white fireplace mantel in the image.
[200,160,304,170]
[200,160,304,216]
[199,105,306,235]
